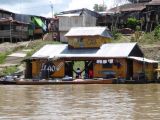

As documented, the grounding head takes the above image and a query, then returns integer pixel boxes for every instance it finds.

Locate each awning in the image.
[32,17,46,31]
[155,69,160,72]
[128,56,159,63]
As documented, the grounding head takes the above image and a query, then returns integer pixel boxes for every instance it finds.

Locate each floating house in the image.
[25,27,158,83]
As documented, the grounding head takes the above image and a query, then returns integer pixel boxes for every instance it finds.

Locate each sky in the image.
[0,0,126,17]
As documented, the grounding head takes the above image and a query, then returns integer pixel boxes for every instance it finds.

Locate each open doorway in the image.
[127,59,133,79]
[73,61,85,78]
[65,61,74,77]
[85,61,94,79]
[64,60,94,79]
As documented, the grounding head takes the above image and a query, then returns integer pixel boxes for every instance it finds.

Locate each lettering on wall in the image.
[41,62,56,72]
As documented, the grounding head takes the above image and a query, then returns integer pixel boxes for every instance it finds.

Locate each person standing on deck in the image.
[88,69,93,79]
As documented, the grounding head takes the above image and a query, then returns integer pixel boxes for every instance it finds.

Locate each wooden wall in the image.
[31,60,65,79]
[133,60,157,81]
[93,59,127,79]
[0,12,11,19]
[30,58,157,81]
[68,36,111,48]
[59,16,83,31]
[59,14,97,42]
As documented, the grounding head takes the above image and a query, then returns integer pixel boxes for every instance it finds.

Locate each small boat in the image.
[0,75,17,85]
[0,80,16,85]
[16,78,116,85]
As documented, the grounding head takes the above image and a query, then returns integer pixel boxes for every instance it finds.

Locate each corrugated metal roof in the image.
[32,43,138,59]
[109,3,146,13]
[57,13,80,17]
[128,56,159,63]
[58,8,101,18]
[32,44,68,58]
[96,43,137,58]
[65,27,112,38]
[147,0,160,5]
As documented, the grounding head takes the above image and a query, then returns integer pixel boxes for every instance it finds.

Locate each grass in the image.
[26,40,62,57]
[0,53,7,64]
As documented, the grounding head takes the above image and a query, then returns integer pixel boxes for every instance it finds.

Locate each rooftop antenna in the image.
[49,0,54,40]
[50,0,54,18]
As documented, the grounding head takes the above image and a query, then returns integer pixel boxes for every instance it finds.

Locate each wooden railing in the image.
[0,30,28,39]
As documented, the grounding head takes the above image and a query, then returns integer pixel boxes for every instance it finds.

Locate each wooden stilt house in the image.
[0,18,29,43]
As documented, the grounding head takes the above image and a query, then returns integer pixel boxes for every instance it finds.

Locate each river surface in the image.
[0,84,160,120]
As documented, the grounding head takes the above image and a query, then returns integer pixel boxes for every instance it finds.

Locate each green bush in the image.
[139,32,155,44]
[154,25,160,40]
[1,66,18,76]
[111,27,122,40]
[127,17,140,30]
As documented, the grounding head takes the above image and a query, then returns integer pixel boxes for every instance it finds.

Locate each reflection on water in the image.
[0,84,160,120]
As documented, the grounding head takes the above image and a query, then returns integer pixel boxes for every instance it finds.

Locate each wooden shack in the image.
[57,8,101,43]
[0,18,29,42]
[99,0,160,31]
[25,27,159,83]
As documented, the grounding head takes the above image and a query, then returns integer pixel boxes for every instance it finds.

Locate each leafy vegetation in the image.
[0,66,18,76]
[111,27,122,40]
[154,25,160,40]
[0,53,7,64]
[26,40,61,57]
[93,4,107,12]
[126,17,140,30]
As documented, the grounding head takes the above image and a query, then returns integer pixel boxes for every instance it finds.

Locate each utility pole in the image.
[50,1,53,18]
[50,1,54,40]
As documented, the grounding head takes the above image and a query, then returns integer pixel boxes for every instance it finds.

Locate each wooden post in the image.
[10,21,12,43]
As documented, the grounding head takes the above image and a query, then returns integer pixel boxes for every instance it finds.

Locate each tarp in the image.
[32,17,46,31]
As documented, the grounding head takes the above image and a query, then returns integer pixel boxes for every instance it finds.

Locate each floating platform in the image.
[0,78,116,85]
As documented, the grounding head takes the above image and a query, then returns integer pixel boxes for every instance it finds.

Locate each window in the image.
[102,62,112,68]
[96,59,114,68]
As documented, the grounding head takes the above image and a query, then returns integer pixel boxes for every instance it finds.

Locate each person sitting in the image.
[75,68,81,78]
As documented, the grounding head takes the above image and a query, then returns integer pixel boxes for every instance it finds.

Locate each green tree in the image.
[126,17,140,30]
[154,24,160,40]
[93,4,107,12]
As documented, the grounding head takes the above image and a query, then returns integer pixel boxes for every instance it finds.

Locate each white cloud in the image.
[41,11,56,18]
[49,0,63,4]
[67,0,114,11]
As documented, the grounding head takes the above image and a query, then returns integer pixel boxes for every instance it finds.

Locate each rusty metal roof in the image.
[0,8,13,13]
[108,3,146,13]
[147,0,160,5]
[0,18,29,25]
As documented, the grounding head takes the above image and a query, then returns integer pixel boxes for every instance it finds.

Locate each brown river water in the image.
[0,84,160,120]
